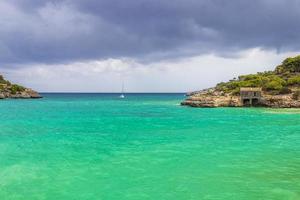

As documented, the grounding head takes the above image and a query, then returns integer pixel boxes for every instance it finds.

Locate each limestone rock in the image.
[181,89,300,108]
[0,75,42,100]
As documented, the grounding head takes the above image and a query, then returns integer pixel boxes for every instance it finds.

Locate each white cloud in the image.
[2,49,300,92]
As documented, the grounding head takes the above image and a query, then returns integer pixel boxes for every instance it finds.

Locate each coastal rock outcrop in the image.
[182,55,300,108]
[182,91,300,108]
[0,75,42,99]
[262,94,300,108]
[181,89,241,107]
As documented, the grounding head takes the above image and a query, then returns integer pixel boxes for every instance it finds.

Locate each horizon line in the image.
[39,92,188,94]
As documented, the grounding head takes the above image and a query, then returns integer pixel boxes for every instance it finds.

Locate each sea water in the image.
[0,93,299,200]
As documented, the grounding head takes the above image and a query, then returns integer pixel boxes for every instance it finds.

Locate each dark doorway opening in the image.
[252,98,259,106]
[243,99,250,106]
[242,98,260,106]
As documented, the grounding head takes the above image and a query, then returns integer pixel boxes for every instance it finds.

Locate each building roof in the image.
[240,87,262,92]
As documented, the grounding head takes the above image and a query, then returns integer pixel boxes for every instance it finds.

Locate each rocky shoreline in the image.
[181,88,300,108]
[181,90,240,108]
[0,88,42,99]
[0,75,42,99]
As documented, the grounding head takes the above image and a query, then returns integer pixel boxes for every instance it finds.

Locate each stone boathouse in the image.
[240,87,262,106]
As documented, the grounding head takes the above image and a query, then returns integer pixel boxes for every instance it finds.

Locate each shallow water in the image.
[0,93,299,200]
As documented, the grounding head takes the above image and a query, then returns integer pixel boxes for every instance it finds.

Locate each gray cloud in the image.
[1,0,300,65]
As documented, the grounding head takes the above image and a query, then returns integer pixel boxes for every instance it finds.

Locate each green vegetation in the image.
[0,75,11,85]
[0,75,25,94]
[275,55,300,73]
[10,84,25,94]
[216,55,300,95]
[287,75,300,86]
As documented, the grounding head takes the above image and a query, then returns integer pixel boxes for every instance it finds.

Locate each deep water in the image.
[0,93,299,200]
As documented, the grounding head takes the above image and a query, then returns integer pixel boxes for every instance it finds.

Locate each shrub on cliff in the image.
[10,84,25,94]
[263,75,286,91]
[265,80,283,91]
[0,75,11,85]
[275,55,300,73]
[279,87,292,94]
[287,75,300,86]
[216,72,287,94]
[214,56,300,95]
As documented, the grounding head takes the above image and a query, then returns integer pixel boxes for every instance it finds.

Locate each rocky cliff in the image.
[0,75,42,99]
[182,55,300,108]
[181,88,300,108]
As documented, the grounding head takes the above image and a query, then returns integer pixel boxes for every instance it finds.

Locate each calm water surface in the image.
[0,93,299,200]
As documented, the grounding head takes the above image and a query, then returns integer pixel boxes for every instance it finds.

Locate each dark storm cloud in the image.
[1,0,300,65]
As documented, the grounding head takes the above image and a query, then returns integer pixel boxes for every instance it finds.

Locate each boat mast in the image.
[121,81,124,94]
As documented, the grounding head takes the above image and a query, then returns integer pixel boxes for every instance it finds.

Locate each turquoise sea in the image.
[0,93,299,200]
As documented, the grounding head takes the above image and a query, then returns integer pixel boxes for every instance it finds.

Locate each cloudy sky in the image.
[1,0,300,92]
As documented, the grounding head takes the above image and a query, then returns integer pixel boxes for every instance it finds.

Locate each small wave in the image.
[263,108,300,114]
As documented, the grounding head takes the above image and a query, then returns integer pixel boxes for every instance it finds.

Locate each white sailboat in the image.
[119,81,125,99]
